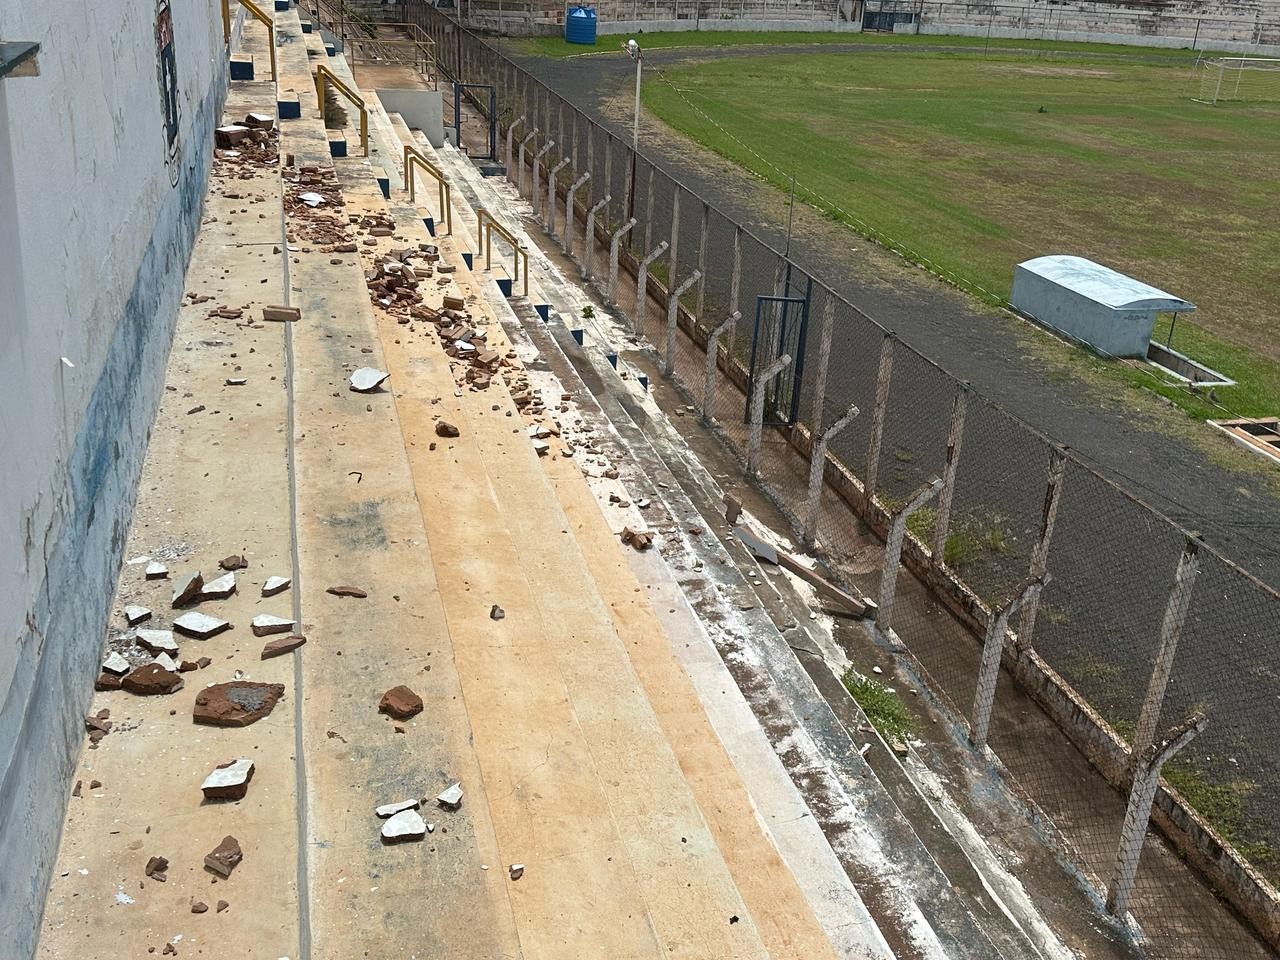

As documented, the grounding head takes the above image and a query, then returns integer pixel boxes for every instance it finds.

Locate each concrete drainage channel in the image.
[425,130,1105,960]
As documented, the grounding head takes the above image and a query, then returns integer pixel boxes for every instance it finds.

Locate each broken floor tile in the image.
[379,686,422,721]
[250,614,295,637]
[349,367,389,392]
[204,836,243,877]
[151,652,179,673]
[375,798,420,818]
[201,758,255,801]
[145,561,169,580]
[262,575,291,597]
[172,571,204,607]
[200,572,237,600]
[124,605,152,626]
[260,634,306,659]
[436,782,463,811]
[136,628,178,655]
[193,682,285,727]
[174,611,232,640]
[380,809,427,843]
[326,585,367,598]
[509,863,524,881]
[121,663,184,696]
[102,652,131,675]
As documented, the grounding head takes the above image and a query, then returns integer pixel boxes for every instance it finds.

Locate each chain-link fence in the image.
[403,7,1280,956]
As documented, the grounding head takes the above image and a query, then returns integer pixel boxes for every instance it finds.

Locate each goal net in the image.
[1193,56,1280,104]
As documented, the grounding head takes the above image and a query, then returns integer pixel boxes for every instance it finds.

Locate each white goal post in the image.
[1193,56,1280,104]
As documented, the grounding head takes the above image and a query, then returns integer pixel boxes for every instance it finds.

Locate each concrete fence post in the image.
[805,402,860,546]
[729,226,742,356]
[664,270,701,376]
[633,240,669,336]
[604,136,613,225]
[696,201,710,322]
[1130,538,1201,766]
[864,334,897,506]
[971,573,1046,748]
[547,156,570,233]
[585,194,611,281]
[1106,713,1208,918]
[747,354,792,476]
[531,141,554,217]
[517,129,538,197]
[643,165,655,252]
[606,217,636,303]
[808,295,836,439]
[505,115,524,182]
[933,385,969,566]
[702,311,739,423]
[564,172,590,256]
[876,477,942,634]
[669,187,681,288]
[1016,448,1067,650]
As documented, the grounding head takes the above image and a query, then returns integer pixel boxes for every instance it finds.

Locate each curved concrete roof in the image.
[1017,255,1195,313]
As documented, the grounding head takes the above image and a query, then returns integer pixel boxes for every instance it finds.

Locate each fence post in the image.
[805,403,860,546]
[531,140,554,217]
[634,241,669,336]
[547,156,570,233]
[876,477,942,634]
[1129,538,1201,766]
[664,270,701,376]
[933,385,968,566]
[808,294,836,439]
[729,225,742,355]
[696,201,709,322]
[517,129,537,197]
[747,354,792,476]
[702,311,739,423]
[607,217,636,303]
[604,135,613,224]
[505,115,524,181]
[643,164,655,252]
[1106,713,1208,918]
[564,171,590,256]
[585,194,611,280]
[669,186,682,288]
[864,334,897,507]
[1016,447,1067,650]
[971,573,1045,747]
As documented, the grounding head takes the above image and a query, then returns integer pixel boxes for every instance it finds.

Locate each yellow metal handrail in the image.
[404,145,453,237]
[314,64,369,157]
[234,0,279,83]
[477,208,529,298]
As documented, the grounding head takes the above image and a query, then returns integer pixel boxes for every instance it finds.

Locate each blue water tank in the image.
[565,6,597,45]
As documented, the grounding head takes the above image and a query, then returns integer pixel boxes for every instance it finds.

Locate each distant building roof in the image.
[1015,256,1195,313]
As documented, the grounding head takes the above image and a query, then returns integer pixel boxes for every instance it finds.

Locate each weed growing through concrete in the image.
[842,671,917,744]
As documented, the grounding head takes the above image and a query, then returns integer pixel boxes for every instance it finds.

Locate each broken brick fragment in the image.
[261,634,306,659]
[121,663,185,696]
[219,554,248,571]
[191,901,208,914]
[95,672,123,692]
[326,585,367,598]
[378,685,423,721]
[193,682,285,727]
[216,900,229,913]
[204,836,243,877]
[145,856,169,881]
[434,421,460,438]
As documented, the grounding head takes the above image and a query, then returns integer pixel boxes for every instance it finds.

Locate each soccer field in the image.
[641,48,1280,411]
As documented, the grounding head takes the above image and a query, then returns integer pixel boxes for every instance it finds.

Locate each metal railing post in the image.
[747,355,792,476]
[876,477,942,634]
[531,140,554,217]
[933,385,968,565]
[633,241,668,336]
[1129,538,1201,766]
[702,311,739,423]
[607,218,636,303]
[864,334,896,506]
[547,157,570,233]
[564,172,590,256]
[971,573,1045,747]
[1106,713,1207,918]
[585,195,611,280]
[664,270,701,376]
[805,403,860,546]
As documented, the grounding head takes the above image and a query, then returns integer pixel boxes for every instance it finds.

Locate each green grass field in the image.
[633,44,1280,418]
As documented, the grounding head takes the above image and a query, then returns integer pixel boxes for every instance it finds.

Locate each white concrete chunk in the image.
[251,614,295,637]
[201,758,255,800]
[135,629,178,655]
[173,611,231,640]
[102,652,131,675]
[200,572,237,600]
[375,798,420,818]
[262,575,292,597]
[436,782,463,810]
[381,808,427,842]
[349,367,389,392]
[124,605,152,626]
[151,652,178,672]
[299,191,325,207]
[145,561,169,580]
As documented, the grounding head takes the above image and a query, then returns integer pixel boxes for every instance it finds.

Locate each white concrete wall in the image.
[0,2,227,954]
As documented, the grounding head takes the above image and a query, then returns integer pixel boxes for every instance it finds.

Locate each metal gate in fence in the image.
[745,294,808,426]
[452,82,497,160]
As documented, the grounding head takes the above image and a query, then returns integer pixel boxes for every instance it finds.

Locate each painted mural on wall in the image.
[156,0,181,187]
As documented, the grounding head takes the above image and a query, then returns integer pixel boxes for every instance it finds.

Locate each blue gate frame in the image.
[452,82,497,161]
[745,292,810,427]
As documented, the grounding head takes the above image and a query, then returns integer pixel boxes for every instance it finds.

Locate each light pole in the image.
[625,38,642,225]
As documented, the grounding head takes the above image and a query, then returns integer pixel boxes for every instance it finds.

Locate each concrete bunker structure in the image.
[1012,255,1195,359]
